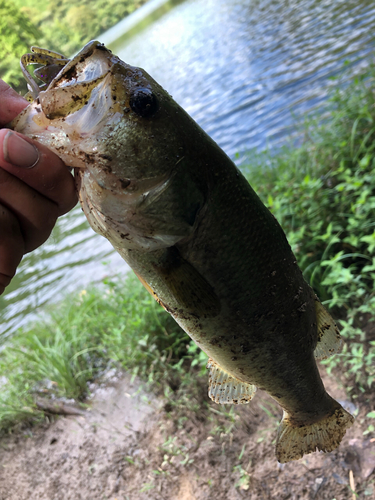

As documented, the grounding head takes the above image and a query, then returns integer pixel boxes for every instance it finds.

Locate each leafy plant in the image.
[364,410,375,435]
[0,0,42,91]
[0,272,212,432]
[1,0,146,93]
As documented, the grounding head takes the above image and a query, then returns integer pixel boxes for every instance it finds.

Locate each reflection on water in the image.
[112,0,375,159]
[0,206,129,336]
[2,0,375,338]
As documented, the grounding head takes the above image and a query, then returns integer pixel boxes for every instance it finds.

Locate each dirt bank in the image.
[0,369,374,500]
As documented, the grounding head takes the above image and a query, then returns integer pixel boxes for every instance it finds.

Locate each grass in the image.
[1,64,375,433]
[0,275,199,431]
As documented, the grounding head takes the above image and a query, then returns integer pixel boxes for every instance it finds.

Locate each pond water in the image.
[2,0,375,337]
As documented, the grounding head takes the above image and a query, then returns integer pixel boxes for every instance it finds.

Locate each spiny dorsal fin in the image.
[314,296,343,360]
[207,358,256,404]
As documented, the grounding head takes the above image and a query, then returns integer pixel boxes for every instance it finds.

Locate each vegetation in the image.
[0,0,145,92]
[0,0,42,90]
[0,275,194,430]
[0,65,375,437]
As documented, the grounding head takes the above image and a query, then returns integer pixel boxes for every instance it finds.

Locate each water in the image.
[2,0,375,337]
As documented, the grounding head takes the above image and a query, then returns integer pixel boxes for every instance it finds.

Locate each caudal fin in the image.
[276,401,354,463]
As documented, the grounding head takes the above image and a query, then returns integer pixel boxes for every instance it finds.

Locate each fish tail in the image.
[275,399,354,463]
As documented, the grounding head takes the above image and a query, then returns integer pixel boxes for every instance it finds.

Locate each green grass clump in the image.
[245,70,375,391]
[0,275,202,431]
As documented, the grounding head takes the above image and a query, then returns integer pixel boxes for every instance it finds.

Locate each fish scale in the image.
[11,40,354,463]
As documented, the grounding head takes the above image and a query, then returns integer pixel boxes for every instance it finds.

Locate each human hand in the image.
[0,79,77,295]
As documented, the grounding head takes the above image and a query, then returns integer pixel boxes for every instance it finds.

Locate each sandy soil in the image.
[0,369,374,500]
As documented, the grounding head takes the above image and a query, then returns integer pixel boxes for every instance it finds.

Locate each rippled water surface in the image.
[2,0,375,337]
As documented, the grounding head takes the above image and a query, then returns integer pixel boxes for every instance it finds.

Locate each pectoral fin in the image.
[207,358,256,404]
[138,160,206,239]
[314,297,343,360]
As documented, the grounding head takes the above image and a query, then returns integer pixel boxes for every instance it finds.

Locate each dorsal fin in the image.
[314,297,343,360]
[207,359,256,404]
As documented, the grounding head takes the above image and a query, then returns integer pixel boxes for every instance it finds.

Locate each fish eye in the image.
[129,88,158,118]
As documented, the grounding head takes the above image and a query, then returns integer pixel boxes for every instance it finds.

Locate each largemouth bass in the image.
[11,41,354,462]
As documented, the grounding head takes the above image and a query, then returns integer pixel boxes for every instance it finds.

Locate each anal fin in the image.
[314,296,343,360]
[207,359,256,404]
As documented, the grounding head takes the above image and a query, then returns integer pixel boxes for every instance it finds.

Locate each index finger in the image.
[0,80,28,125]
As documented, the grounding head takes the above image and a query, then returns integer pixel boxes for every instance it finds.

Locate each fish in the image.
[10,41,354,462]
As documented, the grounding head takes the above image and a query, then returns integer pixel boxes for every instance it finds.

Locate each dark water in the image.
[2,0,375,337]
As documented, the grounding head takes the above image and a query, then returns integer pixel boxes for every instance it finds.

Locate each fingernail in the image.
[3,131,39,168]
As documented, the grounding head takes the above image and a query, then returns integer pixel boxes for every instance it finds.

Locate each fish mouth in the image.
[22,41,114,98]
[49,42,114,90]
[37,42,115,122]
[9,43,122,168]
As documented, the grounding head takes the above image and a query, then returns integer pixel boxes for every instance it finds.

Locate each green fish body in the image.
[11,41,354,462]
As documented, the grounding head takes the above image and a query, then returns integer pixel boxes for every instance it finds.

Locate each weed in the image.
[363,410,375,435]
[139,482,154,493]
[257,401,280,420]
[161,435,179,455]
[0,275,195,432]
[233,464,250,490]
[208,405,240,436]
[233,446,251,490]
[159,435,194,468]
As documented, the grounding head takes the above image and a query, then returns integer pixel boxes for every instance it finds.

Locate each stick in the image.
[349,470,356,500]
